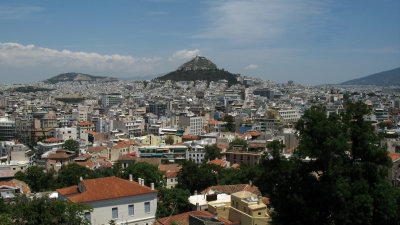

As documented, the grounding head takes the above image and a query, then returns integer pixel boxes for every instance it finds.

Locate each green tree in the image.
[15,166,53,192]
[2,195,91,225]
[165,135,174,145]
[63,139,80,153]
[112,160,123,178]
[55,163,96,188]
[229,138,248,150]
[222,115,236,132]
[260,103,400,225]
[204,144,222,162]
[123,162,165,188]
[177,160,218,193]
[156,187,191,218]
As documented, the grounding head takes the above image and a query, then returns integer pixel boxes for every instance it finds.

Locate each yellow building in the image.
[208,191,270,225]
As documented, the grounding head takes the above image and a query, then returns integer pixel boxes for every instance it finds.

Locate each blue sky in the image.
[0,0,399,85]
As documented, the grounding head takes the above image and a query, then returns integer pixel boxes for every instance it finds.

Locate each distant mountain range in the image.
[44,72,118,84]
[340,67,400,86]
[156,56,239,85]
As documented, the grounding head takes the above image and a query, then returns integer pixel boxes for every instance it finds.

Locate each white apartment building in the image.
[189,116,203,135]
[54,127,78,141]
[278,109,301,123]
[57,176,158,225]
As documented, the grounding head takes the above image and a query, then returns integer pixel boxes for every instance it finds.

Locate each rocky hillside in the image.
[340,67,400,86]
[44,72,118,84]
[156,56,239,85]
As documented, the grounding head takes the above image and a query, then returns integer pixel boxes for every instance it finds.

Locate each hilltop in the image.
[156,56,239,85]
[340,67,400,86]
[44,72,118,84]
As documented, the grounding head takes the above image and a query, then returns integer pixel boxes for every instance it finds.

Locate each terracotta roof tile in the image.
[388,153,400,162]
[43,138,63,143]
[208,120,224,124]
[57,176,157,203]
[57,185,78,196]
[112,144,129,149]
[76,162,95,169]
[207,159,228,167]
[47,153,75,159]
[157,211,213,225]
[86,130,100,135]
[158,164,181,173]
[88,146,107,152]
[78,122,94,126]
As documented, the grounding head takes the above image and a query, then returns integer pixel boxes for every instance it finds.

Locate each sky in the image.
[0,0,399,85]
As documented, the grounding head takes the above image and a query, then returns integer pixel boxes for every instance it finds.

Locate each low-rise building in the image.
[57,176,158,225]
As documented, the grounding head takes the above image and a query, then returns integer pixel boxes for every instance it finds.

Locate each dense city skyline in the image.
[0,0,399,84]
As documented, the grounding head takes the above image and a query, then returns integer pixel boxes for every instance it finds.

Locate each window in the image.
[145,202,150,213]
[128,204,134,216]
[84,212,91,221]
[112,207,118,219]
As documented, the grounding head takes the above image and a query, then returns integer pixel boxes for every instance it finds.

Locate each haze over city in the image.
[0,0,399,84]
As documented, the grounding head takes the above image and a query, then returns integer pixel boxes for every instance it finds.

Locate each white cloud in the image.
[0,5,44,20]
[169,49,201,61]
[245,64,259,70]
[0,42,162,74]
[195,0,328,43]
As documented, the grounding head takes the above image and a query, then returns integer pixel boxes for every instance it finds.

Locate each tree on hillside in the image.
[63,139,80,154]
[204,144,222,162]
[257,103,400,225]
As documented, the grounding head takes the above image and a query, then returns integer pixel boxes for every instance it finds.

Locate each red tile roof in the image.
[208,120,224,124]
[57,176,157,203]
[207,159,228,167]
[112,144,129,149]
[165,171,178,178]
[158,164,181,173]
[76,162,95,169]
[157,211,236,225]
[0,179,31,194]
[78,122,93,126]
[86,130,100,135]
[182,135,200,140]
[88,146,107,152]
[43,137,63,143]
[47,153,75,159]
[388,153,400,162]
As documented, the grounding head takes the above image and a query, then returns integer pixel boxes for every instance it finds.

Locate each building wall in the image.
[86,192,157,225]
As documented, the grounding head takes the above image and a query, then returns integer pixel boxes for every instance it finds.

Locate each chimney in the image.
[129,174,133,181]
[249,180,252,186]
[150,183,154,190]
[141,178,145,186]
[194,190,198,195]
[196,202,200,211]
[258,196,262,205]
[138,177,141,184]
[80,176,83,181]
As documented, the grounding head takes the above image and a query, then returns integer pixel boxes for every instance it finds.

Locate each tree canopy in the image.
[204,144,222,162]
[256,102,400,225]
[63,139,80,153]
[0,195,91,225]
[123,162,165,188]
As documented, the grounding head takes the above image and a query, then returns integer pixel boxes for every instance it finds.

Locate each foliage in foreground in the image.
[0,195,91,225]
